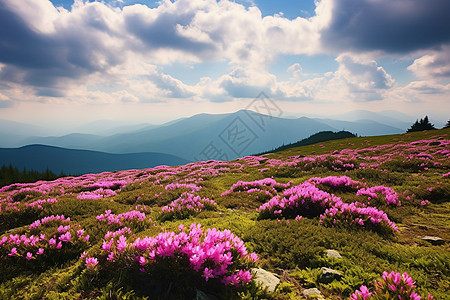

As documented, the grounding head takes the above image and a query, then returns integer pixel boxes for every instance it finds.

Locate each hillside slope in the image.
[0,129,448,299]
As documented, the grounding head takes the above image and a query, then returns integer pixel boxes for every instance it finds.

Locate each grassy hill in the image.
[0,129,448,299]
[259,130,356,154]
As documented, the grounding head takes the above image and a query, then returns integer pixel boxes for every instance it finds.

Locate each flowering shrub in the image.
[165,182,202,192]
[258,181,340,219]
[351,271,434,300]
[77,188,117,200]
[309,175,363,190]
[29,214,70,230]
[160,192,217,220]
[96,209,152,231]
[356,186,401,206]
[24,198,58,210]
[0,219,90,277]
[320,200,398,234]
[221,178,291,197]
[257,178,398,235]
[85,223,258,297]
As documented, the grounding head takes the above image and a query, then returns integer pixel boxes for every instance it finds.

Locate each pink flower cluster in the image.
[356,185,401,206]
[0,196,58,213]
[165,183,202,192]
[257,176,398,233]
[221,178,291,197]
[24,198,58,210]
[161,192,216,214]
[92,223,258,287]
[77,188,117,200]
[1,223,89,260]
[351,271,434,300]
[29,214,70,229]
[96,210,150,226]
[104,227,132,240]
[85,257,98,269]
[258,181,340,216]
[309,176,363,189]
[321,200,398,232]
[87,180,128,190]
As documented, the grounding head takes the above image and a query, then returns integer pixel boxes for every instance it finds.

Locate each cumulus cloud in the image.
[0,0,125,92]
[385,80,450,109]
[0,0,448,114]
[404,81,450,95]
[216,68,279,98]
[318,55,395,101]
[320,0,450,54]
[408,44,450,79]
[334,55,394,89]
[0,0,327,102]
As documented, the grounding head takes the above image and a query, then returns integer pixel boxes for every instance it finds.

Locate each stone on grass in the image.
[420,236,445,245]
[325,249,342,259]
[252,268,280,293]
[319,267,342,284]
[302,288,324,299]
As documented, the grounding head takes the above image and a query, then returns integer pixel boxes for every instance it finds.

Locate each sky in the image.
[0,0,449,129]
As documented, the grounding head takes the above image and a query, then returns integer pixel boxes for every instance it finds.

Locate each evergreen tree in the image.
[444,119,450,129]
[407,116,436,132]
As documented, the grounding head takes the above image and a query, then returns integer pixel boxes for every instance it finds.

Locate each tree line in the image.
[0,164,67,188]
[407,116,450,133]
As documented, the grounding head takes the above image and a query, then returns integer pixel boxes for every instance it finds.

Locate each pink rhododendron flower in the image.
[8,247,17,256]
[85,257,98,269]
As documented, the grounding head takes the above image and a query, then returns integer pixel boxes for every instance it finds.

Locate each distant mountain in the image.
[0,145,189,175]
[90,110,336,160]
[0,119,55,147]
[329,110,412,130]
[69,120,159,136]
[260,131,357,154]
[18,133,104,150]
[314,118,404,136]
[13,110,407,162]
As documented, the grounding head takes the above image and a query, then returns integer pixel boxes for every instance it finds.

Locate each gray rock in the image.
[319,267,342,284]
[252,268,280,293]
[302,288,324,299]
[325,249,342,259]
[420,236,445,245]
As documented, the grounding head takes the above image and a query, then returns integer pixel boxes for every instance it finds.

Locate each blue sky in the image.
[0,0,449,127]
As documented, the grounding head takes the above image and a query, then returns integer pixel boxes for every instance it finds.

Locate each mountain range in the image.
[2,110,407,164]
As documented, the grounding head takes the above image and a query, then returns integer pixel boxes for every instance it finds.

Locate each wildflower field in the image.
[0,129,449,299]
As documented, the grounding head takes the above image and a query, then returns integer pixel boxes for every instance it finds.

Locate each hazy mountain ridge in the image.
[0,145,189,175]
[5,110,406,162]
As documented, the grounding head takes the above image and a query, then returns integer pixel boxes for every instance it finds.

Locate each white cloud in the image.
[329,54,394,101]
[3,0,61,33]
[274,54,395,102]
[408,44,450,79]
[0,0,449,121]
